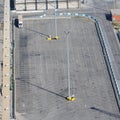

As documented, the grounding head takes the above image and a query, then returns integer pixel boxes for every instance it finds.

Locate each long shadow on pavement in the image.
[90,107,120,119]
[16,78,66,99]
[24,27,49,38]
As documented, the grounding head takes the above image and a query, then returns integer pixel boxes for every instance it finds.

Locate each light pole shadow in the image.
[16,78,66,99]
[23,27,49,39]
[90,107,120,119]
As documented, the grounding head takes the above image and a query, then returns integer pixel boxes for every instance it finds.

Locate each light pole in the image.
[54,0,59,40]
[64,31,76,101]
[114,0,116,9]
[47,0,59,40]
[54,7,58,38]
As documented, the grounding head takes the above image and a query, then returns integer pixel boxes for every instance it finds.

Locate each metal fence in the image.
[15,0,80,11]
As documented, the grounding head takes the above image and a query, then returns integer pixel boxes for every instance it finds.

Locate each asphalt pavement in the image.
[14,16,120,120]
[0,30,3,120]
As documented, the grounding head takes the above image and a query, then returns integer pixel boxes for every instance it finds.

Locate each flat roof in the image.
[111,9,120,15]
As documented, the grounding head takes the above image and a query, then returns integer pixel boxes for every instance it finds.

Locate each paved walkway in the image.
[0,30,3,120]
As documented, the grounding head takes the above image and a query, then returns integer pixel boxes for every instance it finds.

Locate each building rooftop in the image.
[111,9,120,15]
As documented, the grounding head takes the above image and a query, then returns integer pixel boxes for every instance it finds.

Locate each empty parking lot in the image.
[14,16,120,120]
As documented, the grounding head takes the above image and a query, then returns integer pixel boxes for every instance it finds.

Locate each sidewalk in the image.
[0,30,3,120]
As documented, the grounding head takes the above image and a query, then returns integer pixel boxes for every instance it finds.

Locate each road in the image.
[14,16,120,120]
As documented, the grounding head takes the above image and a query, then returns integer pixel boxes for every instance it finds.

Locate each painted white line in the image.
[60,13,64,16]
[82,14,85,16]
[67,13,70,16]
[75,13,78,16]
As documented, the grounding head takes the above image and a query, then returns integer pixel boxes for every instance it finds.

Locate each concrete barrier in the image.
[95,20,120,111]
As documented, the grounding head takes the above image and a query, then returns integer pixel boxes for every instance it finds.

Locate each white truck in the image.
[18,15,23,28]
